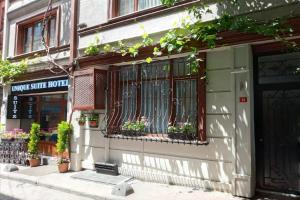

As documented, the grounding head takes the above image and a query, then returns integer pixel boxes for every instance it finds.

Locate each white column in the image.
[232,45,255,198]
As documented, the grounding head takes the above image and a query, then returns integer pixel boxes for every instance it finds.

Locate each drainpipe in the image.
[70,0,78,65]
[68,0,79,170]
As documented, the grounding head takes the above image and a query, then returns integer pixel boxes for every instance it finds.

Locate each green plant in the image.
[78,114,86,123]
[122,120,146,132]
[89,113,99,121]
[28,123,40,159]
[0,59,28,85]
[57,157,69,164]
[179,121,195,134]
[167,123,177,133]
[56,121,71,154]
[84,36,101,56]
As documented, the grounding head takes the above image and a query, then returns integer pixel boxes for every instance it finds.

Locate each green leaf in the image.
[145,57,153,63]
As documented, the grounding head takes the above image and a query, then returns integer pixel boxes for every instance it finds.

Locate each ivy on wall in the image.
[0,59,28,85]
[84,0,299,73]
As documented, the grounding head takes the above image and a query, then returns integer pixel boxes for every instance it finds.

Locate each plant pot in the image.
[121,130,145,136]
[168,132,197,140]
[58,162,69,173]
[29,158,40,167]
[88,120,98,128]
[78,121,85,126]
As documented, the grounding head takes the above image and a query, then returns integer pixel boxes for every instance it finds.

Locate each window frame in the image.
[110,0,163,18]
[108,54,206,141]
[109,0,194,19]
[15,7,60,55]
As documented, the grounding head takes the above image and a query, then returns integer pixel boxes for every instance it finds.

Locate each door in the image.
[255,52,300,195]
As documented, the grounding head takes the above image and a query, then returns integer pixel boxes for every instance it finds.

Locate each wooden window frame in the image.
[108,54,206,142]
[15,7,60,55]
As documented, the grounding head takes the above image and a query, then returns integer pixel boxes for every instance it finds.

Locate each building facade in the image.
[1,0,300,198]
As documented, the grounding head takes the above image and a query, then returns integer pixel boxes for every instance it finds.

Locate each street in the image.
[0,178,93,200]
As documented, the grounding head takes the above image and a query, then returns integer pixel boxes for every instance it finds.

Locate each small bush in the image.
[28,123,40,159]
[56,121,71,154]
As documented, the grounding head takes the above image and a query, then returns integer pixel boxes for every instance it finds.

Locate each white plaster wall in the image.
[77,45,254,197]
[77,0,300,50]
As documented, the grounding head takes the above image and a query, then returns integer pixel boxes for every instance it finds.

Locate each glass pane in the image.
[173,57,196,77]
[258,52,300,84]
[118,0,134,16]
[32,22,43,51]
[49,18,56,47]
[141,80,169,134]
[138,0,161,10]
[23,27,32,53]
[141,60,169,79]
[175,80,197,131]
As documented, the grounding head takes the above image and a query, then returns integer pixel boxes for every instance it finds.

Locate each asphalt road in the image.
[0,178,94,200]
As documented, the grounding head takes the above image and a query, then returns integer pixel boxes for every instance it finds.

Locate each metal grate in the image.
[73,68,107,110]
[106,57,206,143]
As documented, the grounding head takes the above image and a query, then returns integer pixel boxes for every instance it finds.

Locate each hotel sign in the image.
[11,76,69,95]
[7,95,21,119]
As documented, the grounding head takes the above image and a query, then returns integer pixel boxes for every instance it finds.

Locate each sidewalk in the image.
[0,164,243,200]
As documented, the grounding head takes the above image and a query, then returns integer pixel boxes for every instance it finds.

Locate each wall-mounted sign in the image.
[21,96,36,119]
[11,76,69,95]
[240,97,248,103]
[7,95,22,119]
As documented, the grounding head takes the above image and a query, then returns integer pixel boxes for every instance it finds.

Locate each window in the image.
[107,56,206,141]
[112,0,162,17]
[16,8,59,55]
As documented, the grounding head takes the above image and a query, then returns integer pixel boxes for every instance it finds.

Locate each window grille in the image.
[107,56,206,142]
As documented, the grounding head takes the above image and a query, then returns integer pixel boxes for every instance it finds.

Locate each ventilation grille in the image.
[94,162,118,176]
[73,68,107,110]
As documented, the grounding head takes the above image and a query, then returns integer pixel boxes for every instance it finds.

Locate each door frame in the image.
[253,51,300,195]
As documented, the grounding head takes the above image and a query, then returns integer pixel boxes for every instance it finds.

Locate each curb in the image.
[0,172,124,200]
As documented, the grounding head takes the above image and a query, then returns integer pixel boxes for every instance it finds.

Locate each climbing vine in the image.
[0,59,28,85]
[84,0,298,73]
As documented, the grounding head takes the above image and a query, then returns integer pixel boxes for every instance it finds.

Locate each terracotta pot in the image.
[78,121,85,126]
[29,158,40,167]
[89,120,98,128]
[58,162,69,173]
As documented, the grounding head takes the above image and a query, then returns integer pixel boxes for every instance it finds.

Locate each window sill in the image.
[78,0,199,37]
[9,44,70,62]
[105,133,208,145]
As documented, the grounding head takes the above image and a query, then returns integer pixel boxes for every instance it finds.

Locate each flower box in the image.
[168,132,197,140]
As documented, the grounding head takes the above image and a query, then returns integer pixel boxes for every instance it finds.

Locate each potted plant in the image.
[27,123,40,167]
[167,121,197,140]
[78,114,86,126]
[56,121,71,173]
[88,113,99,128]
[121,119,147,136]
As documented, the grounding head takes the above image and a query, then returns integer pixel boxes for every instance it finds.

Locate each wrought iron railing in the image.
[103,57,207,145]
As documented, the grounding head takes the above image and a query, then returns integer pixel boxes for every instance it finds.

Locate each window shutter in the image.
[73,68,107,110]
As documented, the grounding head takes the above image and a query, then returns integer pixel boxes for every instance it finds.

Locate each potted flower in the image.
[28,123,40,167]
[121,118,147,136]
[167,121,197,140]
[78,114,86,126]
[16,132,30,141]
[56,121,71,173]
[88,113,99,128]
